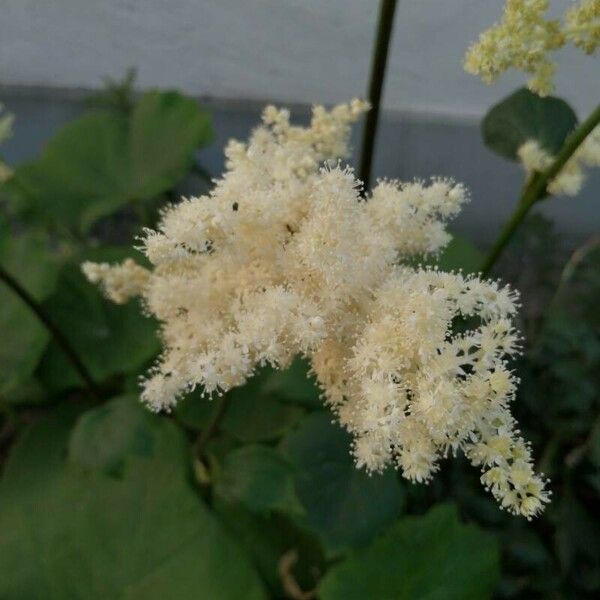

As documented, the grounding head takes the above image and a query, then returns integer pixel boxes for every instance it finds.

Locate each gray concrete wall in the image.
[1,85,598,245]
[1,0,598,118]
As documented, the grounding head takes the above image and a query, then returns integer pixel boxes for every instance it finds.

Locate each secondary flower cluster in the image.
[465,0,600,96]
[84,100,549,518]
[517,126,600,195]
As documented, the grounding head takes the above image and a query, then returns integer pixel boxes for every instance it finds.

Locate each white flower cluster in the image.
[83,258,150,304]
[84,100,549,518]
[465,0,599,96]
[518,126,600,195]
[565,0,600,54]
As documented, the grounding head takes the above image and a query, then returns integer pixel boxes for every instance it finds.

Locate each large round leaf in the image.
[214,445,304,517]
[318,504,500,599]
[262,356,322,408]
[8,91,213,233]
[0,406,266,599]
[37,247,159,392]
[129,91,214,198]
[175,363,309,439]
[279,412,405,557]
[215,501,325,598]
[435,236,483,274]
[222,370,305,442]
[482,88,578,160]
[0,228,59,397]
[68,395,185,476]
[176,358,319,435]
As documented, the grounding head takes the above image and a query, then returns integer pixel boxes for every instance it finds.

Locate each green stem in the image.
[479,181,538,276]
[480,102,600,276]
[548,233,600,312]
[193,394,229,459]
[0,265,100,400]
[358,0,398,192]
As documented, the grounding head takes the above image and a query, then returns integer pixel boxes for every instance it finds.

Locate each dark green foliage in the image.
[318,504,500,600]
[436,235,484,273]
[213,445,304,516]
[6,90,213,233]
[483,88,578,160]
[37,248,159,392]
[68,394,184,475]
[280,411,406,557]
[0,404,267,600]
[456,215,600,599]
[222,381,305,443]
[0,226,60,397]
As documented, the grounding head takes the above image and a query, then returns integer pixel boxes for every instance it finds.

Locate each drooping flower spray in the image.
[85,101,550,518]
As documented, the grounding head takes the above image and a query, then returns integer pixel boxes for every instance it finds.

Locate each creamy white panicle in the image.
[84,100,550,518]
[465,0,600,96]
[517,126,600,196]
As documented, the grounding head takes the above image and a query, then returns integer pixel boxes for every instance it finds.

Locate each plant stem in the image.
[194,393,229,458]
[0,265,100,400]
[479,182,537,276]
[480,102,600,276]
[548,233,600,312]
[359,0,398,192]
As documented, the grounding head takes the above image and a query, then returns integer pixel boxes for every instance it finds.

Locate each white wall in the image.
[1,1,598,118]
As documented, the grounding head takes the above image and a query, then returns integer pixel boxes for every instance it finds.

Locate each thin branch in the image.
[480,102,600,276]
[278,549,316,600]
[358,0,398,192]
[0,265,100,400]
[193,393,230,458]
[548,233,600,312]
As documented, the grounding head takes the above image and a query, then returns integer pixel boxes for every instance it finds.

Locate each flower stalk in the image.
[359,0,398,192]
[481,101,600,276]
[194,393,229,459]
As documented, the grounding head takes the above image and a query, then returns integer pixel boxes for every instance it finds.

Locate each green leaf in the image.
[318,504,500,600]
[215,501,325,597]
[262,356,322,408]
[588,420,600,467]
[68,395,186,476]
[222,372,305,442]
[170,362,313,438]
[9,91,213,232]
[9,112,130,231]
[0,229,59,397]
[214,445,304,517]
[279,412,405,557]
[554,493,600,575]
[502,527,551,569]
[0,407,266,599]
[174,390,215,430]
[128,91,214,199]
[435,236,483,274]
[482,88,578,160]
[37,247,159,392]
